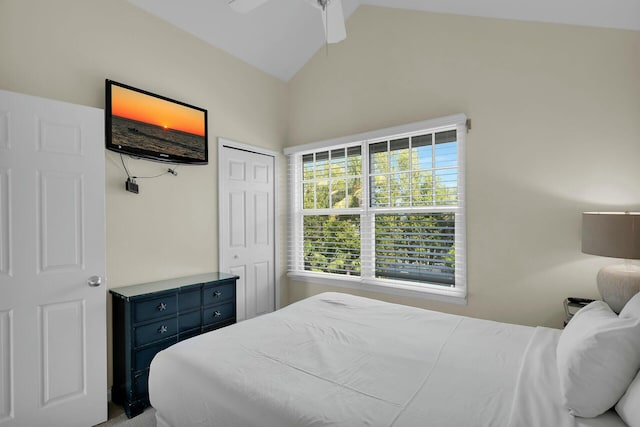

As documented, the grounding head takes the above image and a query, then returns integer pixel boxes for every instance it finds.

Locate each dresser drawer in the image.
[134,318,178,347]
[179,310,201,333]
[203,281,235,306]
[179,288,201,311]
[133,294,177,323]
[134,338,177,371]
[203,301,235,326]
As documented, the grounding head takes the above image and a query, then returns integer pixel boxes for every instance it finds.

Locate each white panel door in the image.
[220,142,275,321]
[0,90,106,426]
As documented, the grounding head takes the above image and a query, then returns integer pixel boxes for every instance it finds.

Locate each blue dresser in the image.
[110,272,238,418]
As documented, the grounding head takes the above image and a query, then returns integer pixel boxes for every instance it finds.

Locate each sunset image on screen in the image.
[111,85,204,136]
[109,83,207,162]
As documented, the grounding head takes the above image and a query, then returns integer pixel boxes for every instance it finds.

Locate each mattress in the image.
[149,292,626,427]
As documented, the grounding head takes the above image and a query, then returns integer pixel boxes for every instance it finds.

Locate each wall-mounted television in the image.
[105,79,208,164]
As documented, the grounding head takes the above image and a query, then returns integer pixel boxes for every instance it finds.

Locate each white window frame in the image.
[284,114,467,304]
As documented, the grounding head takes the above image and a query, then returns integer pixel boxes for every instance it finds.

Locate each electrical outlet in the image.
[125,178,139,194]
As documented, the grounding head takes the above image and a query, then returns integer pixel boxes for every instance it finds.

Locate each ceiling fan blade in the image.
[322,0,346,43]
[227,0,270,13]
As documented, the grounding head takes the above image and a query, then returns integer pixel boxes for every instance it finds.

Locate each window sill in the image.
[287,272,467,305]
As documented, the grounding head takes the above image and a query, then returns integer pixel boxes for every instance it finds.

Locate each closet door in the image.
[219,140,276,321]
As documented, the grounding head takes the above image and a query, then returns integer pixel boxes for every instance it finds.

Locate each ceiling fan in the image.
[227,0,346,43]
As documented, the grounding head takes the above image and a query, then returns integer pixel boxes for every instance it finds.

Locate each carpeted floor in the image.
[94,402,156,427]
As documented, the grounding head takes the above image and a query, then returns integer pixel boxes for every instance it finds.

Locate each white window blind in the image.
[286,114,467,303]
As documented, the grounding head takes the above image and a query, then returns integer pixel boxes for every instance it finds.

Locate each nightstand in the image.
[563,297,595,326]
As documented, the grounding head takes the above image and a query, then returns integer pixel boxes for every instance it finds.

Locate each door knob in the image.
[88,275,102,287]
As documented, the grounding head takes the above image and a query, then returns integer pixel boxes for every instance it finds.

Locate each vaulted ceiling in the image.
[129,0,640,81]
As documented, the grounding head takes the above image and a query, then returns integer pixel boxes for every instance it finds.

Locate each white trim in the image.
[219,137,280,157]
[288,272,467,305]
[217,137,281,311]
[454,120,467,299]
[284,114,467,155]
[286,114,468,303]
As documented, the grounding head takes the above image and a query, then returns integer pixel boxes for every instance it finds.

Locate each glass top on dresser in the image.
[110,272,238,299]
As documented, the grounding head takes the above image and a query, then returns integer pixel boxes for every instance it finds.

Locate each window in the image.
[286,114,467,303]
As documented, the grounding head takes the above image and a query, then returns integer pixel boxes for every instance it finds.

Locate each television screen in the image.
[105,79,208,164]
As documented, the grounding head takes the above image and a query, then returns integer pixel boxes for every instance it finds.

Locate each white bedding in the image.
[149,292,626,427]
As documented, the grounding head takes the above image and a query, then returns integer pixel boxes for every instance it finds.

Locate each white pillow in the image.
[619,291,640,320]
[616,369,640,427]
[556,301,640,418]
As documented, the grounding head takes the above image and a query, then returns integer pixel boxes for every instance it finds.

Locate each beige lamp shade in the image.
[582,212,640,313]
[582,212,640,259]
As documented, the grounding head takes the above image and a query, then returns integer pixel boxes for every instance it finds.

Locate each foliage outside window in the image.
[287,115,466,301]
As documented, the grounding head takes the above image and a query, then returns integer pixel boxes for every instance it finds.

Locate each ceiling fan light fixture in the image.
[317,0,329,10]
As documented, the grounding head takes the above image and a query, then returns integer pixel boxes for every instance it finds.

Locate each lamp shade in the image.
[582,212,640,260]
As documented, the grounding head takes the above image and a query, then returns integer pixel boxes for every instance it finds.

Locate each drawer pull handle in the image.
[158,325,168,334]
[157,302,167,311]
[213,311,222,317]
[213,290,222,298]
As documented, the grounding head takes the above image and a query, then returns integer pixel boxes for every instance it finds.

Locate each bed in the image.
[149,292,640,427]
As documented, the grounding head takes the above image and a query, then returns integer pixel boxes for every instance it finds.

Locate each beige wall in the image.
[287,6,640,328]
[0,0,288,386]
[2,0,640,392]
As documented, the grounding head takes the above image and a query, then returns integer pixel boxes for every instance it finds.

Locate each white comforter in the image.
[148,292,618,427]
